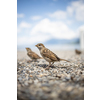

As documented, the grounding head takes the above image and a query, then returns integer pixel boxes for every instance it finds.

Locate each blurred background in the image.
[17,0,84,51]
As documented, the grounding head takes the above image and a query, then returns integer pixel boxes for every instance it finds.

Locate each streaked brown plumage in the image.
[26,48,42,62]
[35,43,70,69]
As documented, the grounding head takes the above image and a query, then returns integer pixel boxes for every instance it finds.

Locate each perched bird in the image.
[26,48,42,62]
[35,43,70,69]
[75,49,82,55]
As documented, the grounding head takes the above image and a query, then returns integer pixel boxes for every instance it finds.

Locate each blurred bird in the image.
[35,43,70,70]
[75,49,82,54]
[26,48,42,63]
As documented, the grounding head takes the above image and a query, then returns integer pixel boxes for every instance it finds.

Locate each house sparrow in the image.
[26,48,42,62]
[75,49,81,54]
[35,43,70,69]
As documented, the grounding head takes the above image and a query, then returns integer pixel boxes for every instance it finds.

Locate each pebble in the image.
[41,87,51,93]
[24,81,28,86]
[43,78,48,83]
[65,86,73,92]
[62,79,66,82]
[34,79,39,84]
[41,83,50,87]
[17,51,84,100]
[56,74,61,78]
[48,76,55,80]
[38,78,43,82]
[18,77,22,81]
[29,75,33,77]
[50,92,58,98]
[28,80,33,84]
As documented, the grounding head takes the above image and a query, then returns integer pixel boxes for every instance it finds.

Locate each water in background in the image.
[17,44,80,51]
[47,44,80,50]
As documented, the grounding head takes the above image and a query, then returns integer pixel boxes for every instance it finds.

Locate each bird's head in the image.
[35,43,45,50]
[25,48,31,52]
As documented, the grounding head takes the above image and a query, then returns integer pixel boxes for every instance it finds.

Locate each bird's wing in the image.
[42,48,60,61]
[28,52,40,59]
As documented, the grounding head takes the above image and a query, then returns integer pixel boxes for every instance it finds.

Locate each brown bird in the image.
[26,48,42,62]
[35,43,70,69]
[75,49,81,54]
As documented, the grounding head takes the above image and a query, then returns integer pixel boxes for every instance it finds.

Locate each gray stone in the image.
[41,83,50,87]
[24,81,29,86]
[18,77,22,81]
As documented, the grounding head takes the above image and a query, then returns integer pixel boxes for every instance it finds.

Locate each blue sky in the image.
[17,0,84,47]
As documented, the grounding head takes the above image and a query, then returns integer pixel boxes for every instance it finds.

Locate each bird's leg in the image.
[34,59,37,62]
[51,62,54,66]
[27,60,32,63]
[35,59,38,66]
[45,62,51,70]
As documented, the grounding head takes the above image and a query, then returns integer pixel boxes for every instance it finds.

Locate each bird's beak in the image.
[35,45,38,47]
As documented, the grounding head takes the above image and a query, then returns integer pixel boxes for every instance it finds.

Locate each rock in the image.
[42,78,48,83]
[48,76,55,80]
[28,80,33,84]
[41,87,51,93]
[24,81,28,86]
[56,74,61,78]
[65,76,70,81]
[62,79,66,82]
[75,64,78,67]
[50,92,58,98]
[17,51,84,100]
[34,79,38,84]
[53,74,56,77]
[41,69,45,72]
[19,62,23,65]
[38,78,43,82]
[29,75,33,77]
[59,82,66,89]
[41,83,50,87]
[18,77,22,81]
[65,86,73,92]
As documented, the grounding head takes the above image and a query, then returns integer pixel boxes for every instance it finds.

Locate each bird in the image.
[35,43,70,69]
[25,48,42,63]
[75,49,81,55]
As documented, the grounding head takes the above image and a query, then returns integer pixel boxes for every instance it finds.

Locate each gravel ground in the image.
[17,50,84,100]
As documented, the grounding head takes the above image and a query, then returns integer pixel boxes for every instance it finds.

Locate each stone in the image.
[24,81,28,86]
[29,75,33,77]
[18,77,22,81]
[50,92,58,98]
[56,74,61,78]
[28,80,33,84]
[41,83,50,87]
[62,79,66,82]
[65,86,73,92]
[34,79,39,84]
[17,51,84,100]
[48,76,55,80]
[38,78,43,82]
[41,87,51,93]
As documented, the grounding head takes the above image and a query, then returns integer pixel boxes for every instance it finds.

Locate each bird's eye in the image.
[39,44,41,46]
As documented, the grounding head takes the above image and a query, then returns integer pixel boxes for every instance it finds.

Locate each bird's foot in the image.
[27,60,32,63]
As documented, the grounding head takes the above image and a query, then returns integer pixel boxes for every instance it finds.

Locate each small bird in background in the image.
[75,49,82,55]
[25,48,42,63]
[35,43,70,70]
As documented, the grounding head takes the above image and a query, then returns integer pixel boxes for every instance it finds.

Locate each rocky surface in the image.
[17,50,84,100]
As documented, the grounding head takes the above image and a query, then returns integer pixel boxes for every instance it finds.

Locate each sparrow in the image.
[75,49,81,54]
[25,48,42,62]
[35,43,70,69]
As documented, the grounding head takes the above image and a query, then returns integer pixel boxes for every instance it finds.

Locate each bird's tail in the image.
[60,59,70,62]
